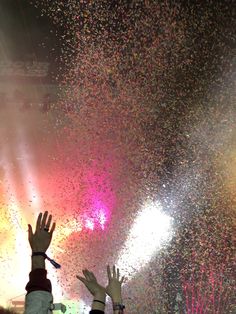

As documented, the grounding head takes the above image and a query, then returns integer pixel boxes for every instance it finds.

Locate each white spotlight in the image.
[116,200,172,279]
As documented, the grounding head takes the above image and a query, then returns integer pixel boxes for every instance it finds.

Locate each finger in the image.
[120,276,125,284]
[83,269,90,280]
[50,222,56,235]
[113,265,116,278]
[45,214,52,230]
[89,271,97,281]
[36,213,42,231]
[86,270,95,281]
[107,265,111,281]
[76,275,86,284]
[28,224,33,239]
[41,211,48,228]
[117,267,120,280]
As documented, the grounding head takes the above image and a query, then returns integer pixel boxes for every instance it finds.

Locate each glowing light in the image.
[52,299,90,313]
[84,210,107,230]
[85,219,95,230]
[91,197,110,230]
[79,300,91,314]
[57,219,83,238]
[0,149,29,305]
[15,229,30,284]
[97,210,106,229]
[83,200,108,231]
[116,200,172,279]
[17,130,42,210]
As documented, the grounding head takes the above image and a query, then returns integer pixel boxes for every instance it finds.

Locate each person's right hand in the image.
[106,265,125,302]
[77,269,106,297]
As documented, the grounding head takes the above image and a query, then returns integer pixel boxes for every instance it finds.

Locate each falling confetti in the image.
[0,0,235,313]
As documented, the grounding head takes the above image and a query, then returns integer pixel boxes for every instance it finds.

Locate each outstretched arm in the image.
[106,265,125,314]
[25,211,56,314]
[77,269,106,313]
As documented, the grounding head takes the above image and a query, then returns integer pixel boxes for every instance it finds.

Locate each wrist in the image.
[32,252,46,257]
[94,292,106,302]
[32,255,45,260]
[32,249,47,253]
[112,296,122,303]
[113,302,125,313]
[31,255,45,270]
[92,293,106,311]
[32,251,61,269]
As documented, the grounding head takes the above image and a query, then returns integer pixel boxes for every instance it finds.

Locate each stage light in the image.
[83,203,108,231]
[85,219,95,231]
[17,130,42,210]
[97,210,106,229]
[116,200,172,280]
[0,150,29,305]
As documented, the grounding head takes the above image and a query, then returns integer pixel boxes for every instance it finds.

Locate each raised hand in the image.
[77,269,106,297]
[28,211,56,253]
[106,265,125,302]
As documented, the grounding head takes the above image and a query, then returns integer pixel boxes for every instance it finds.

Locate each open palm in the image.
[77,269,105,296]
[106,265,125,301]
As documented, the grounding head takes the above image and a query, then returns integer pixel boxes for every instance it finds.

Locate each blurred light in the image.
[97,209,106,229]
[57,219,83,238]
[17,130,41,210]
[53,299,90,314]
[79,300,91,314]
[0,149,29,304]
[83,200,108,231]
[116,200,172,279]
[85,219,94,230]
[47,250,63,302]
[92,197,109,230]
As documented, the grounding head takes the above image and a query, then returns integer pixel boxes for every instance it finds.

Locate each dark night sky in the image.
[0,1,50,58]
[0,0,235,84]
[0,0,65,81]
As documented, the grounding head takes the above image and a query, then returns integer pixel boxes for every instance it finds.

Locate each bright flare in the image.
[116,200,172,279]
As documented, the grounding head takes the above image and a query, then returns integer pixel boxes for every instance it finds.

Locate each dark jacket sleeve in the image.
[25,269,52,294]
[90,311,104,314]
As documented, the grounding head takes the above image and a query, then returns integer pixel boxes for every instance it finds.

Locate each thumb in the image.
[120,276,125,284]
[76,275,86,284]
[28,224,33,239]
[105,287,111,297]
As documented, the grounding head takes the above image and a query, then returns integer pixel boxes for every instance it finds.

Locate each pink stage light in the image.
[83,206,107,231]
[97,210,107,229]
[85,219,95,231]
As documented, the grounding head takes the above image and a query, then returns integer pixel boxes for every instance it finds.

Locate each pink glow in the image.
[83,202,108,231]
[182,265,228,314]
[85,219,95,231]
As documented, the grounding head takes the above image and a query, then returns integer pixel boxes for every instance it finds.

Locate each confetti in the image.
[0,0,235,313]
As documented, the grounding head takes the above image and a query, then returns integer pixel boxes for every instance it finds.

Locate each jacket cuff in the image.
[25,269,52,294]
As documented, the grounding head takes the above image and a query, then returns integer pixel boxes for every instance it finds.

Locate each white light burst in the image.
[116,200,172,279]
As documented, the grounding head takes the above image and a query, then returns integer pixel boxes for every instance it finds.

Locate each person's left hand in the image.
[28,211,56,253]
[106,265,125,302]
[77,269,106,297]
